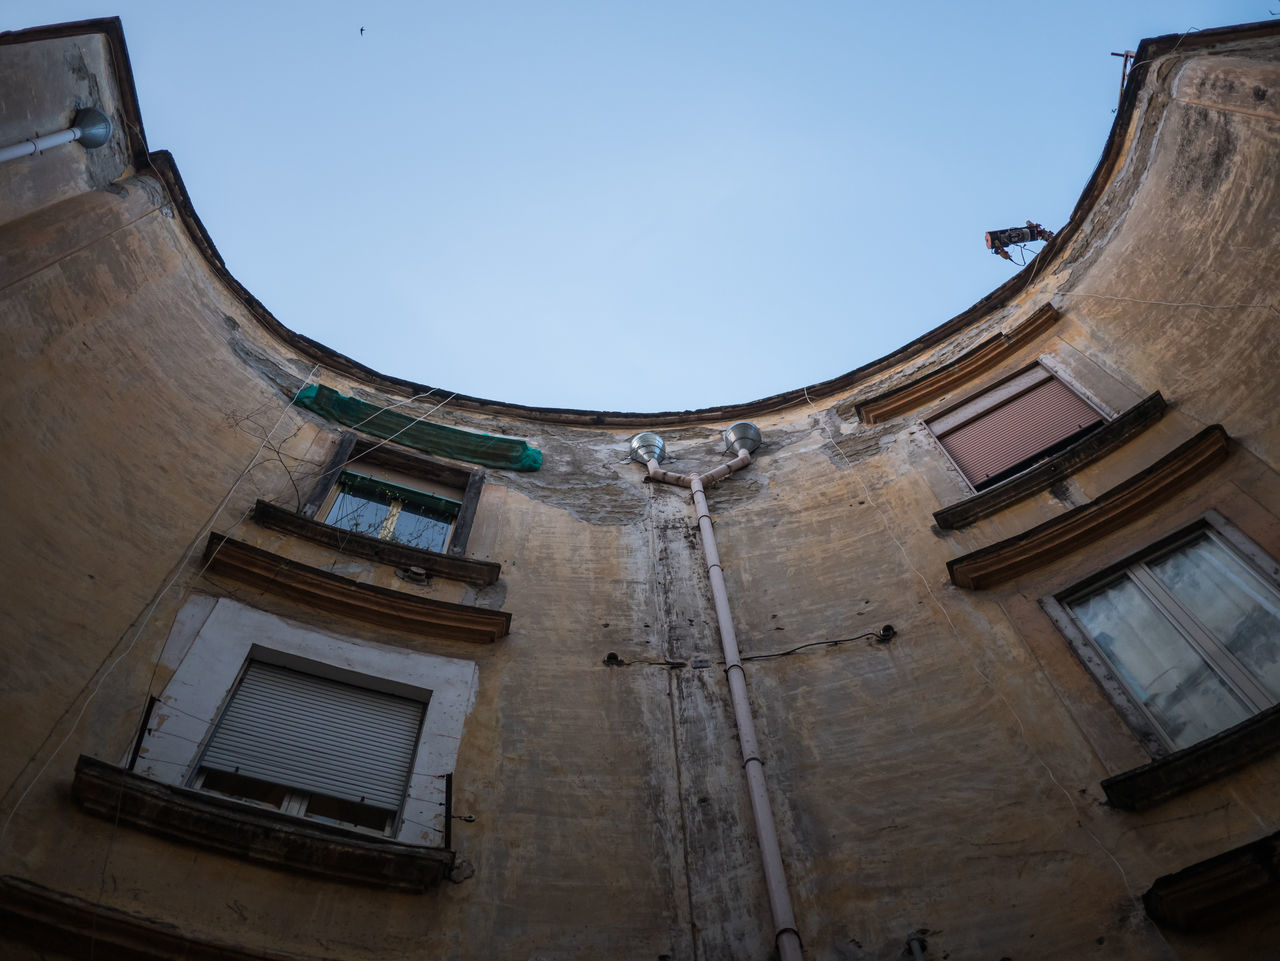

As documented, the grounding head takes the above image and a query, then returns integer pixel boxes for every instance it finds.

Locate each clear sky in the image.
[11,2,1276,412]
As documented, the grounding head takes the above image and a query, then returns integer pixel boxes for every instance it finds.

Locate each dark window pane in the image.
[304,792,394,833]
[326,488,390,539]
[391,501,452,552]
[198,768,288,809]
[1068,576,1251,749]
[1148,536,1280,700]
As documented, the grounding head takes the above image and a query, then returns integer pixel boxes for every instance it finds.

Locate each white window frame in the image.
[1043,511,1280,756]
[135,597,477,847]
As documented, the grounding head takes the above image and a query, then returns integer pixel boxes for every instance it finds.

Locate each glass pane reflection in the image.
[1069,576,1250,749]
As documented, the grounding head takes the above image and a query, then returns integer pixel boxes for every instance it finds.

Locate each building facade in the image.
[2,17,1279,961]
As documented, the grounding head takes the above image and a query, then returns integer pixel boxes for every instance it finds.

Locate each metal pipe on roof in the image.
[0,107,113,164]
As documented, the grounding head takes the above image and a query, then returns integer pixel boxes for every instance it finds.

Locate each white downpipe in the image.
[647,451,803,961]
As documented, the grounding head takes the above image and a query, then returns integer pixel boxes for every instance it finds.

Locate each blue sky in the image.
[14,2,1276,411]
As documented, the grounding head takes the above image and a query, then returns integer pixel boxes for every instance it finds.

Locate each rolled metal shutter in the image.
[199,661,426,810]
[938,377,1103,486]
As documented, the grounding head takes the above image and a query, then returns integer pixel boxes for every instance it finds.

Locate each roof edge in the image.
[15,17,1280,427]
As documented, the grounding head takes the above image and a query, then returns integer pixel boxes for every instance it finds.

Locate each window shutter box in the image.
[200,662,425,811]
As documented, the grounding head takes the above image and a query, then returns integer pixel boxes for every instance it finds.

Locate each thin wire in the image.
[0,365,321,840]
[799,385,1139,903]
[741,630,888,662]
[1056,290,1279,316]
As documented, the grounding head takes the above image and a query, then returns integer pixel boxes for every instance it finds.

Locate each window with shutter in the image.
[191,661,428,836]
[928,365,1105,490]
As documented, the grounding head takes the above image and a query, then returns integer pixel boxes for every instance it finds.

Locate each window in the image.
[135,597,479,848]
[299,434,484,559]
[929,364,1105,491]
[190,661,427,837]
[1053,520,1280,753]
[324,470,461,553]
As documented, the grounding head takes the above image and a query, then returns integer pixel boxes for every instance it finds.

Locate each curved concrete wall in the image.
[2,18,1279,961]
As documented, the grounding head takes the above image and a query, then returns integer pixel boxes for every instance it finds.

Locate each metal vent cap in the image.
[723,422,762,455]
[630,432,667,464]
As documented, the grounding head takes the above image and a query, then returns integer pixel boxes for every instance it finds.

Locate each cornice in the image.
[854,303,1061,425]
[10,18,1280,425]
[0,875,331,961]
[948,425,1229,589]
[202,534,510,643]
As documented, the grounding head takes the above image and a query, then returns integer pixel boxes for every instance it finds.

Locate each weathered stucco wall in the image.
[2,18,1279,961]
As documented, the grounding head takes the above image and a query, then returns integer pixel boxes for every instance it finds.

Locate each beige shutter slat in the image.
[939,377,1102,485]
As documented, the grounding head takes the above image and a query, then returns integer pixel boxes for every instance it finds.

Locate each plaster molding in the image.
[948,425,1230,589]
[854,303,1061,425]
[202,534,510,642]
[0,874,336,961]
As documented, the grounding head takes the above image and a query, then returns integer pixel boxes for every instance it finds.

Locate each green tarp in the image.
[296,384,543,472]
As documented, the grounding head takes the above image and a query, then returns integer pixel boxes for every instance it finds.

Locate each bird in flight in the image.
[360,26,365,36]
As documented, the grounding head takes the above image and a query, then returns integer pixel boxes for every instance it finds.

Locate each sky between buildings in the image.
[11,1,1276,412]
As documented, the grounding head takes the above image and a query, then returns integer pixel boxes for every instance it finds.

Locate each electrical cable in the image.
[0,365,320,840]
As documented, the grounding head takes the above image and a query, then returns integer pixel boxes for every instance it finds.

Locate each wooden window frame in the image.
[301,433,484,558]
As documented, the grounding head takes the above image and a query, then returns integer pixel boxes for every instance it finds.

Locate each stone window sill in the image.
[253,499,500,587]
[1102,702,1280,812]
[1144,829,1280,931]
[72,756,454,891]
[947,425,1229,589]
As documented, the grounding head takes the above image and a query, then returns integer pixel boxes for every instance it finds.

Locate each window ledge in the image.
[1103,702,1280,811]
[933,392,1167,530]
[854,303,1060,424]
[202,534,511,643]
[72,756,454,892]
[947,425,1229,589]
[1143,829,1280,931]
[253,499,500,587]
[0,874,309,961]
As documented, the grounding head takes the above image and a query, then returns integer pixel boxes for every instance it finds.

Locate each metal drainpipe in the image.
[0,107,114,165]
[645,446,803,961]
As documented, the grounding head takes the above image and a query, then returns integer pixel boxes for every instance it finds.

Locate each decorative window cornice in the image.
[1143,827,1280,931]
[854,303,1061,425]
[947,425,1229,589]
[202,534,510,643]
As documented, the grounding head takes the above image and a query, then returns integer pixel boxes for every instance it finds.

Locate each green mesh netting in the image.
[296,384,543,472]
